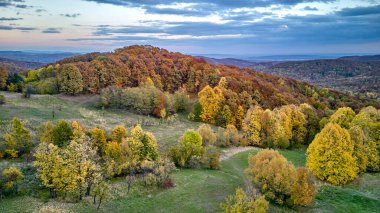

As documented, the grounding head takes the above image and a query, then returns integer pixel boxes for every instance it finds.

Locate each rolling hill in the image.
[29,45,376,110]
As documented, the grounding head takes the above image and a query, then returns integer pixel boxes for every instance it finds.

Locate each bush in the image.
[216,125,240,147]
[169,130,203,167]
[220,188,269,213]
[201,146,220,169]
[197,124,216,146]
[245,149,296,205]
[245,149,316,206]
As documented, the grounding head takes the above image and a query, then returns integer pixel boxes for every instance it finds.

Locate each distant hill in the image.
[262,59,380,98]
[338,55,380,62]
[0,57,44,73]
[0,51,80,64]
[29,45,375,110]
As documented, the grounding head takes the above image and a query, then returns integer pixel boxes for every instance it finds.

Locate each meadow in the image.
[0,91,379,213]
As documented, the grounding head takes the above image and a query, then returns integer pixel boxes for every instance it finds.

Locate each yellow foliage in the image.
[198,85,224,124]
[307,123,358,185]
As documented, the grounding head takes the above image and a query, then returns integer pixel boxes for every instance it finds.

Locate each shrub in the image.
[245,149,296,206]
[307,123,358,185]
[197,124,216,146]
[291,167,316,206]
[220,188,269,213]
[169,130,203,167]
[201,146,220,169]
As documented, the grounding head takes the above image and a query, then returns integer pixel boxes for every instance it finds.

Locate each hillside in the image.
[30,45,373,110]
[0,51,79,64]
[0,57,44,73]
[263,59,380,98]
[339,54,380,62]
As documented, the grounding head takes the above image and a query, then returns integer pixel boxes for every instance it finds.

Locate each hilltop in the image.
[21,45,375,110]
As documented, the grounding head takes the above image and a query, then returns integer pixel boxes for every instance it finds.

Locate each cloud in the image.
[42,28,61,33]
[0,0,30,8]
[35,9,47,13]
[304,6,318,11]
[0,17,23,21]
[0,25,36,31]
[337,4,380,16]
[60,13,81,18]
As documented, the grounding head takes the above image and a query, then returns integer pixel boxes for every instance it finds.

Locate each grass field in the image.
[0,92,379,213]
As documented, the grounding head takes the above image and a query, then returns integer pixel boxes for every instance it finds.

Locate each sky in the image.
[0,0,379,55]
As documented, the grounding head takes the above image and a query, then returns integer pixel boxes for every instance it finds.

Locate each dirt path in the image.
[220,146,259,161]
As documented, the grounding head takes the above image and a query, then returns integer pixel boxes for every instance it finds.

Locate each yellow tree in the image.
[65,136,102,200]
[34,143,68,198]
[328,107,355,129]
[220,188,269,213]
[111,125,127,143]
[198,85,223,124]
[307,123,358,185]
[90,127,107,156]
[243,106,264,146]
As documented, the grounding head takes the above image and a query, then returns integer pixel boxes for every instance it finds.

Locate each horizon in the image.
[0,0,379,55]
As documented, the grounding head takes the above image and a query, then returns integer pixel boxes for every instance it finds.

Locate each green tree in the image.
[170,130,203,167]
[307,123,358,185]
[57,64,83,95]
[51,120,73,147]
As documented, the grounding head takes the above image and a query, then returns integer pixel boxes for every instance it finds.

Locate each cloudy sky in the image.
[0,0,379,55]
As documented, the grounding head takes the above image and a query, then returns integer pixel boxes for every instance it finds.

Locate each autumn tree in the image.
[220,188,269,213]
[328,107,355,129]
[1,167,24,195]
[57,64,83,95]
[2,117,32,158]
[197,124,216,146]
[90,127,107,155]
[170,130,203,167]
[243,106,264,146]
[291,167,316,206]
[111,125,127,143]
[198,85,224,124]
[307,123,358,185]
[65,136,102,200]
[92,182,111,210]
[245,149,296,205]
[0,66,8,90]
[34,143,67,198]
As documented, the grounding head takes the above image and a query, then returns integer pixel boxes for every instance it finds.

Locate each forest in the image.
[0,45,379,213]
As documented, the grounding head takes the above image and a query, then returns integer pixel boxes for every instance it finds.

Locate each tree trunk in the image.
[97,197,102,210]
[86,183,92,196]
[93,195,96,204]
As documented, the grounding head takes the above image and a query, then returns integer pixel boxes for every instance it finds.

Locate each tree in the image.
[291,167,316,206]
[220,188,269,213]
[111,125,127,143]
[170,130,203,167]
[2,167,23,195]
[2,117,32,157]
[51,120,73,147]
[0,66,8,90]
[245,149,296,206]
[198,85,224,124]
[243,106,264,146]
[65,136,102,200]
[307,123,358,185]
[92,182,110,210]
[57,64,83,95]
[328,107,355,129]
[130,125,158,161]
[197,124,216,146]
[218,77,228,89]
[191,101,202,122]
[235,105,245,129]
[34,143,66,198]
[90,127,107,155]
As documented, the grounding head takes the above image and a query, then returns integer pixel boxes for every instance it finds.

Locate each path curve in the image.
[220,146,259,161]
